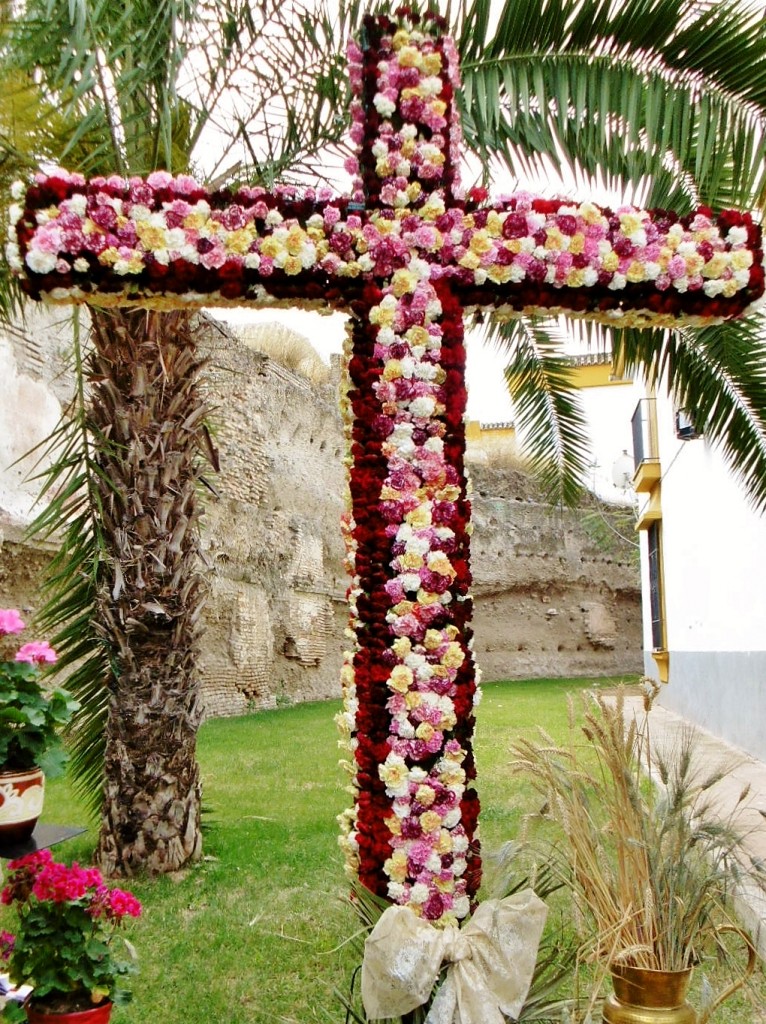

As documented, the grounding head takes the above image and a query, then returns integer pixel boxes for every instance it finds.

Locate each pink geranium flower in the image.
[0,609,25,635]
[15,641,57,665]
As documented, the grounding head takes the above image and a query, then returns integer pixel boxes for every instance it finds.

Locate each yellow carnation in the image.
[469,230,493,256]
[225,228,254,255]
[420,811,442,833]
[702,253,728,278]
[398,45,422,68]
[260,236,282,259]
[442,642,465,669]
[392,637,412,658]
[392,268,418,296]
[424,629,444,651]
[183,212,208,230]
[415,784,436,807]
[730,249,753,271]
[382,360,403,381]
[487,265,513,284]
[486,211,503,237]
[422,52,442,75]
[406,505,432,528]
[285,226,307,256]
[459,251,482,271]
[386,814,402,836]
[136,222,168,250]
[388,665,414,693]
[384,850,408,882]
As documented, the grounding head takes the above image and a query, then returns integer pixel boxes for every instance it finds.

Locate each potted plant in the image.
[0,609,79,842]
[512,684,760,1024]
[0,850,141,1022]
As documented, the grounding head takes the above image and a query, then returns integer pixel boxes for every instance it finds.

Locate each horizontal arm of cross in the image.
[7,170,764,329]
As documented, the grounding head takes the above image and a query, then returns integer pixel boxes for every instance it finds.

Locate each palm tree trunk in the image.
[88,307,208,876]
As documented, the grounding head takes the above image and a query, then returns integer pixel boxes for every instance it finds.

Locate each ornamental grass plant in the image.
[511,683,764,974]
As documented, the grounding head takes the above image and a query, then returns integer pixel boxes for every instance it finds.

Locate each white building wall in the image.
[641,396,766,760]
[581,379,645,501]
[0,332,62,528]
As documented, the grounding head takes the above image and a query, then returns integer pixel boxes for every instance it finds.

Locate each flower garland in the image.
[4,5,765,928]
[335,10,481,926]
[337,274,481,925]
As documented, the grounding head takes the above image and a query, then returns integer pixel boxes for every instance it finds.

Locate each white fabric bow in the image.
[361,889,548,1023]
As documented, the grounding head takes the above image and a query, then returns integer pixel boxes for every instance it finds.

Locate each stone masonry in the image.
[0,312,641,719]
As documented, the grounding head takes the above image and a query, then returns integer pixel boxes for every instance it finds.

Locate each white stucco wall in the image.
[0,331,62,528]
[581,378,645,501]
[640,394,766,760]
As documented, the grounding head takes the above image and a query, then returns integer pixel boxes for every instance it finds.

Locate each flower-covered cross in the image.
[7,9,764,926]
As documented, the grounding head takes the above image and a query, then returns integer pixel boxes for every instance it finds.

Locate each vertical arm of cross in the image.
[334,11,483,926]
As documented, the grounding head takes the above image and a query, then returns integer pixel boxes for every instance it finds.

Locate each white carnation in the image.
[409,883,430,905]
[25,249,57,274]
[5,243,22,271]
[410,396,436,418]
[426,852,442,872]
[727,226,748,245]
[400,573,422,592]
[703,279,725,297]
[453,896,471,919]
[129,203,151,222]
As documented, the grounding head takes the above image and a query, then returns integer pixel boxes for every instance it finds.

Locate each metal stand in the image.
[0,824,86,861]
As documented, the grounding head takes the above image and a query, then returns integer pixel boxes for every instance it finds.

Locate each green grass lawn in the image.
[3,675,762,1023]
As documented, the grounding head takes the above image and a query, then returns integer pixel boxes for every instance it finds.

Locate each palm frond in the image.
[459,0,766,211]
[25,316,113,817]
[492,318,591,505]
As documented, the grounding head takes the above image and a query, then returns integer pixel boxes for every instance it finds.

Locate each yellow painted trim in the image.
[633,459,661,493]
[652,649,669,682]
[636,486,662,530]
[568,362,634,389]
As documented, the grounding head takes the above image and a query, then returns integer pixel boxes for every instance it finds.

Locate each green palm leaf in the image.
[493,318,592,505]
[458,0,766,212]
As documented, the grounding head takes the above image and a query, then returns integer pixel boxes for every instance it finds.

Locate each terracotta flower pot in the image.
[26,1001,112,1024]
[0,766,45,843]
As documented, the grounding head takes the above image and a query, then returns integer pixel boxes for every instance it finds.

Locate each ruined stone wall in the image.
[0,313,641,722]
[195,319,348,716]
[470,466,640,681]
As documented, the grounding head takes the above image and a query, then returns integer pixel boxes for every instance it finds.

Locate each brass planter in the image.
[604,932,757,1024]
[603,966,695,1024]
